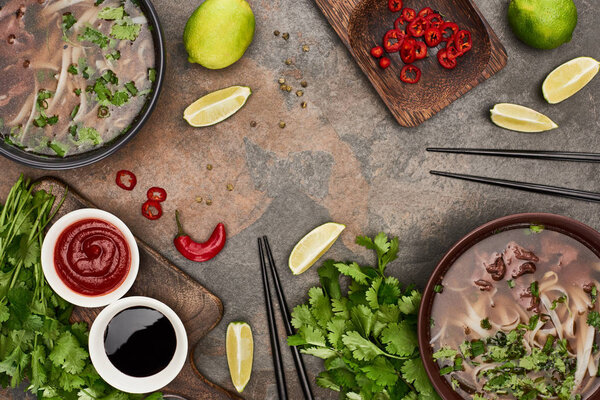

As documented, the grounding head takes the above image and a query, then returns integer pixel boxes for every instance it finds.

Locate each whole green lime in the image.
[508,0,577,50]
[183,0,255,69]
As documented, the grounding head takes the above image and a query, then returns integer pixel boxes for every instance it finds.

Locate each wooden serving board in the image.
[314,0,508,127]
[5,178,241,400]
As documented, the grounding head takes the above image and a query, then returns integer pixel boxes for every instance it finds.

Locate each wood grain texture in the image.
[6,178,241,400]
[313,0,508,127]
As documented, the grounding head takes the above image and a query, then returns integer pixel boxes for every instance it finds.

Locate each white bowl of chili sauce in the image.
[41,209,139,308]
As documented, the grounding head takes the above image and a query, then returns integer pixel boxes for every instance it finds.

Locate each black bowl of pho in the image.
[0,0,165,169]
[419,213,600,400]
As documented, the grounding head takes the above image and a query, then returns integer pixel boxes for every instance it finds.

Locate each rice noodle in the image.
[21,80,39,142]
[130,16,148,24]
[43,0,87,15]
[47,47,72,113]
[574,324,595,389]
[8,94,34,126]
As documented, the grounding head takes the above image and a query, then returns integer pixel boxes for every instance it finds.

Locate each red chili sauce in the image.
[54,219,130,296]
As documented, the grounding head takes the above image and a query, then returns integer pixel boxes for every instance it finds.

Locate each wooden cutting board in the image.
[1,178,241,400]
[314,0,508,127]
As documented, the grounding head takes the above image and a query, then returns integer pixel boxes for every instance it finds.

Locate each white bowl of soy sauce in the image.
[89,296,188,393]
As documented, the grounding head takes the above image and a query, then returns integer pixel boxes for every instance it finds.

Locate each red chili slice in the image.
[417,7,434,18]
[379,56,391,69]
[147,187,167,202]
[437,48,457,69]
[401,8,416,22]
[445,41,463,60]
[426,13,444,29]
[115,170,136,191]
[407,17,429,38]
[400,64,421,84]
[142,200,163,220]
[394,16,408,32]
[388,0,402,12]
[441,22,459,41]
[370,46,384,58]
[383,29,405,53]
[454,30,472,53]
[400,38,417,64]
[414,40,427,59]
[424,27,442,47]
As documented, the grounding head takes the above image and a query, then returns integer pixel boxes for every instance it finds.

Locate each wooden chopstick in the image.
[263,236,315,400]
[427,148,600,163]
[430,171,600,203]
[258,238,288,400]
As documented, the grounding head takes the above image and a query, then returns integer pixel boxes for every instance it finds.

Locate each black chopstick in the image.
[427,148,600,163]
[430,171,600,203]
[258,238,288,400]
[263,237,315,400]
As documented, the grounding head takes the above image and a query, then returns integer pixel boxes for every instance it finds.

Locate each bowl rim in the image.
[418,212,600,400]
[40,208,139,308]
[88,296,188,393]
[0,0,166,170]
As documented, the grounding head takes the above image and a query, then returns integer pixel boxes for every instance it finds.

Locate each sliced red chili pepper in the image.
[440,22,459,41]
[425,13,444,29]
[445,41,463,60]
[115,170,136,191]
[388,0,402,12]
[401,8,416,22]
[424,27,442,47]
[400,38,416,64]
[437,48,457,69]
[414,40,427,59]
[454,30,472,53]
[394,16,408,32]
[400,64,421,84]
[147,187,167,202]
[174,211,226,262]
[379,56,391,69]
[417,6,434,18]
[407,17,429,38]
[142,200,163,220]
[370,46,384,58]
[383,29,405,53]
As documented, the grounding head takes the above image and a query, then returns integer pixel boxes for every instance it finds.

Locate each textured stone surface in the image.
[2,0,600,398]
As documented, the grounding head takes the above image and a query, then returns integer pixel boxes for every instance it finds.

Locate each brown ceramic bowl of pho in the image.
[0,0,164,169]
[418,213,600,400]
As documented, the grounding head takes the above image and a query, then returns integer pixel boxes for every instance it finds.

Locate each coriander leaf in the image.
[300,325,326,347]
[110,21,141,41]
[309,287,333,329]
[98,6,124,20]
[342,331,384,361]
[291,304,317,329]
[401,358,438,398]
[76,127,102,145]
[62,13,77,31]
[381,321,418,356]
[301,347,337,359]
[331,297,350,319]
[350,304,376,338]
[318,260,341,300]
[335,262,369,285]
[397,290,421,315]
[316,371,341,392]
[366,278,383,309]
[376,304,400,325]
[588,310,600,329]
[432,347,458,362]
[49,331,88,374]
[110,90,130,106]
[361,356,398,388]
[77,26,110,48]
[287,334,307,346]
[148,68,156,82]
[326,318,347,349]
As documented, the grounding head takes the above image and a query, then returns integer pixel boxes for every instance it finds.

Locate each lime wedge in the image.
[226,321,253,393]
[289,222,345,275]
[490,103,558,133]
[543,57,600,104]
[184,86,251,127]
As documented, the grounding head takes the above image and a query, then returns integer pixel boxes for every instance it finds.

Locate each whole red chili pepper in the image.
[383,29,405,53]
[400,38,417,64]
[116,170,136,191]
[147,187,167,202]
[174,211,226,262]
[401,7,416,22]
[454,30,472,53]
[440,22,459,41]
[424,27,442,47]
[437,48,457,69]
[414,41,427,59]
[388,0,402,12]
[379,56,391,69]
[370,46,384,58]
[407,17,429,37]
[142,200,163,220]
[417,6,434,18]
[400,64,421,84]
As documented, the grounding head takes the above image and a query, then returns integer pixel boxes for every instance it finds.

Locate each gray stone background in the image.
[2,0,599,398]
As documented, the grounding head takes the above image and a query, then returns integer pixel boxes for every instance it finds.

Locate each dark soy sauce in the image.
[104,306,177,377]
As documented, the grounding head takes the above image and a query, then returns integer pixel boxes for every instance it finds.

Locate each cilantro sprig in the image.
[288,233,439,399]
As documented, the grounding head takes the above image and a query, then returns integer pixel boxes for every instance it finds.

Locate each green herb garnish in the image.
[551,295,566,310]
[125,81,138,96]
[480,318,492,330]
[77,26,110,49]
[61,13,77,31]
[106,50,121,61]
[110,19,141,41]
[507,279,515,288]
[98,6,125,20]
[148,68,156,82]
[67,64,78,75]
[529,224,545,234]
